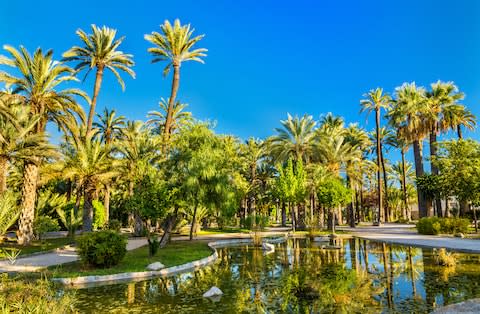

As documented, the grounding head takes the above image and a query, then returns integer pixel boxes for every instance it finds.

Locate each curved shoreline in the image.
[53,236,287,288]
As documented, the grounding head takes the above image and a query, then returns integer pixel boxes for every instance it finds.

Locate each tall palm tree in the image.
[389,161,414,220]
[146,98,193,134]
[360,88,392,223]
[425,81,464,215]
[93,108,125,222]
[385,134,410,220]
[63,25,135,133]
[267,114,316,163]
[63,128,118,232]
[389,82,430,217]
[145,19,207,137]
[0,45,87,245]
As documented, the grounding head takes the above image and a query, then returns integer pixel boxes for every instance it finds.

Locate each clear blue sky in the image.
[2,0,480,143]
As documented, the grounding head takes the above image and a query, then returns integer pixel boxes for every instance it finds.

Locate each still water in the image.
[73,238,480,313]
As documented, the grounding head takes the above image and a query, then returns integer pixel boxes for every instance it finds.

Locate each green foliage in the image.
[276,158,307,204]
[33,216,60,241]
[56,203,82,238]
[77,230,127,268]
[416,217,470,235]
[0,191,20,239]
[316,177,352,210]
[416,174,442,199]
[93,200,106,230]
[147,235,159,257]
[106,219,122,232]
[434,140,480,204]
[0,274,76,313]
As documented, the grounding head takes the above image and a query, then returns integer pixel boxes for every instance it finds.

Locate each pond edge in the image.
[52,235,287,287]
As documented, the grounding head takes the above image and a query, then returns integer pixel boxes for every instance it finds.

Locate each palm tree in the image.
[0,45,87,245]
[118,121,160,235]
[360,88,392,223]
[63,25,135,133]
[385,134,410,220]
[145,19,207,137]
[389,82,430,217]
[389,161,414,220]
[93,108,125,222]
[442,103,476,139]
[267,114,316,163]
[93,107,126,145]
[146,98,192,134]
[63,128,118,232]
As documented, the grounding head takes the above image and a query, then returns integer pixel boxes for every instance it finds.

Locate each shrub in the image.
[0,191,20,242]
[33,216,60,241]
[93,200,106,230]
[0,274,76,313]
[77,230,127,268]
[416,217,471,235]
[106,219,122,232]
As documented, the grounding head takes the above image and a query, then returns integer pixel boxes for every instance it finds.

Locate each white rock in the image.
[313,236,329,242]
[203,286,223,298]
[146,262,165,271]
[262,242,275,252]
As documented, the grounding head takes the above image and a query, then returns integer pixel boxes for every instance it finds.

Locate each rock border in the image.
[53,236,287,288]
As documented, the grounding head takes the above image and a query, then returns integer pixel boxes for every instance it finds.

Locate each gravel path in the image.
[339,223,480,253]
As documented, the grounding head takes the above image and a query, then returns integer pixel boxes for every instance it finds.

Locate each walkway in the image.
[0,238,148,273]
[339,223,480,253]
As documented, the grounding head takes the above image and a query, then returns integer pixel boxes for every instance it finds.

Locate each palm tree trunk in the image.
[380,143,389,222]
[17,161,39,245]
[87,66,104,133]
[189,203,198,241]
[401,149,409,220]
[375,108,383,224]
[413,140,428,217]
[290,202,296,232]
[83,184,94,232]
[104,184,110,223]
[429,129,442,217]
[164,63,181,137]
[457,125,463,139]
[0,156,7,194]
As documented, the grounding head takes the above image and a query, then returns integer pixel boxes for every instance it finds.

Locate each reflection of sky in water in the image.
[73,239,480,314]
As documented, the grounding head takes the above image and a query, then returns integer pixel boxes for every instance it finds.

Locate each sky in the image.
[1,0,480,147]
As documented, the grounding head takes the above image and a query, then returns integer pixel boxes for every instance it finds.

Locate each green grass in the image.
[48,240,212,278]
[0,237,73,256]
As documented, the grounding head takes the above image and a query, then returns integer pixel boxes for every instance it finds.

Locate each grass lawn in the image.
[0,237,73,256]
[49,240,212,278]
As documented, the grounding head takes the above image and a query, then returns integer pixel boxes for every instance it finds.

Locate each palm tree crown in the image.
[144,19,207,76]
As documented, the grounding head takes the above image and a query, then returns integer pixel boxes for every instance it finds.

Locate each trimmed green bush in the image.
[33,216,60,241]
[416,217,470,235]
[77,230,127,268]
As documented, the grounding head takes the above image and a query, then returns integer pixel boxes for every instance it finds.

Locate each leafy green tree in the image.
[63,25,135,133]
[145,19,207,137]
[317,177,352,232]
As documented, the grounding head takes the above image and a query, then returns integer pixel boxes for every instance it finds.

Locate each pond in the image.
[72,238,480,313]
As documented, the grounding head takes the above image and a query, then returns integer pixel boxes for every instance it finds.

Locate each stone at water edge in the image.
[146,262,165,271]
[454,233,465,238]
[313,236,329,242]
[262,242,275,252]
[203,286,223,298]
